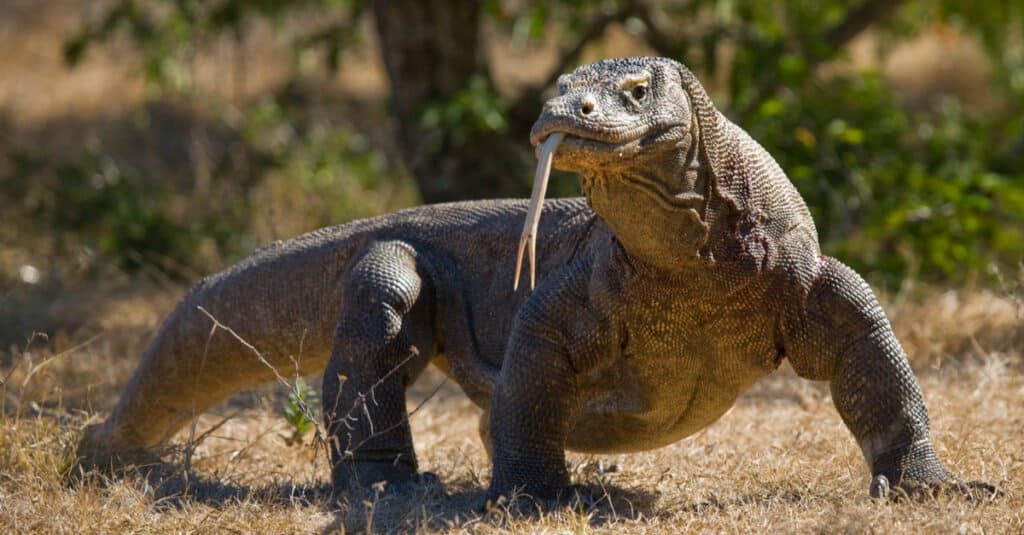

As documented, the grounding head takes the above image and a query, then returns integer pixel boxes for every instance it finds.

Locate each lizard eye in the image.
[631,84,648,102]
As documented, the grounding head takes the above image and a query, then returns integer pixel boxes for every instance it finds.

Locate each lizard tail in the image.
[75,237,347,470]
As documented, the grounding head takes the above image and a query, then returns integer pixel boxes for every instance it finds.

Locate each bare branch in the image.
[195,306,447,471]
[196,306,326,445]
[540,2,642,92]
[510,1,641,121]
[344,375,449,457]
[824,0,906,52]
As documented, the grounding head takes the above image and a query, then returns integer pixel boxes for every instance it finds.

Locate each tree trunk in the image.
[371,0,532,203]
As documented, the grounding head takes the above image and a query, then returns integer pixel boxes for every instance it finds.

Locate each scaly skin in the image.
[78,57,991,504]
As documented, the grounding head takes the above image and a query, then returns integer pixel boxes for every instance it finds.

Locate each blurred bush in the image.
[7,147,215,275]
[2,90,414,278]
[2,0,1021,286]
[744,62,1024,285]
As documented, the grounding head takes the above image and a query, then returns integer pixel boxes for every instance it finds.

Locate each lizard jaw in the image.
[512,122,684,292]
[530,120,647,149]
[532,126,681,173]
[539,133,644,163]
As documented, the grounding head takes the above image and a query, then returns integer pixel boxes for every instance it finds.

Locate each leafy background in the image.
[3,0,1022,291]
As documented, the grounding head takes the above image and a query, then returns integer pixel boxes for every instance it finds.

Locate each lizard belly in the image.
[566,315,779,454]
[567,361,741,453]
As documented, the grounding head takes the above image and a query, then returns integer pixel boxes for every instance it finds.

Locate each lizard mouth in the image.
[530,122,643,150]
[538,133,642,157]
[529,121,680,167]
[513,119,686,291]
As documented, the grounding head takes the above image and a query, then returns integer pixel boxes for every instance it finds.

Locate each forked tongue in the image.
[514,132,565,291]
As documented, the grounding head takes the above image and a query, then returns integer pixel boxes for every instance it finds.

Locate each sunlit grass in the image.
[1,287,1020,533]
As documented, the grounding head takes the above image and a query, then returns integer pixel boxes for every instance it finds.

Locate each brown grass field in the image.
[1,282,1022,533]
[2,2,1023,533]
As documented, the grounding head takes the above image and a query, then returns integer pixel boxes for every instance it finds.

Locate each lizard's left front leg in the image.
[783,256,994,498]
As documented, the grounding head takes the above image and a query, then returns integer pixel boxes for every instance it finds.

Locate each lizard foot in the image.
[331,461,443,497]
[481,484,605,516]
[870,474,1001,501]
[72,422,161,479]
[869,440,1001,501]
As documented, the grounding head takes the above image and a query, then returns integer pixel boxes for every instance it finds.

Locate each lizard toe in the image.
[870,474,1001,502]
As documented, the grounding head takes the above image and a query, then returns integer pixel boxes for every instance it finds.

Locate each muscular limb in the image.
[487,259,613,501]
[488,327,580,500]
[323,240,435,490]
[783,256,989,497]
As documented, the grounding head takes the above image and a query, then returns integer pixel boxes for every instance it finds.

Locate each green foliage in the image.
[238,94,415,228]
[64,0,367,90]
[53,0,1024,286]
[41,0,410,277]
[693,0,1024,284]
[282,377,319,438]
[5,148,232,276]
[3,91,409,277]
[746,72,1024,284]
[419,74,509,151]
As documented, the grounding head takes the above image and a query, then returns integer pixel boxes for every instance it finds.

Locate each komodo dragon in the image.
[78,56,992,503]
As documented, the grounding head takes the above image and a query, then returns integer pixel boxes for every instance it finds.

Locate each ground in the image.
[1,3,1021,532]
[1,284,1021,534]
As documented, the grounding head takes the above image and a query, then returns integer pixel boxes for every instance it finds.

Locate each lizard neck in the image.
[581,136,711,273]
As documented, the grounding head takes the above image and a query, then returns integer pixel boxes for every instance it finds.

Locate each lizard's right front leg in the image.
[323,240,435,492]
[486,260,615,503]
[487,324,579,501]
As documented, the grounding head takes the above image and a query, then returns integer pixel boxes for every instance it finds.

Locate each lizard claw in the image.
[869,474,1001,501]
[947,479,1002,501]
[869,474,890,499]
[869,440,1001,502]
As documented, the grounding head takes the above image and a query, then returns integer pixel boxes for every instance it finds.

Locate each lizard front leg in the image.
[323,240,435,492]
[783,256,993,498]
[488,326,579,501]
[487,258,616,503]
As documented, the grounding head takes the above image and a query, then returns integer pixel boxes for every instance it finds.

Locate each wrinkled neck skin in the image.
[580,129,715,275]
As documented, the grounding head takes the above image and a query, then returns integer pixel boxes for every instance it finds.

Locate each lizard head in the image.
[525,57,721,273]
[529,56,698,175]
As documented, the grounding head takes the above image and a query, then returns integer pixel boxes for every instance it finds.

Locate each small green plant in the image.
[282,377,319,444]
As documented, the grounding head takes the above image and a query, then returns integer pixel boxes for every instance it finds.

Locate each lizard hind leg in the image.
[323,240,437,492]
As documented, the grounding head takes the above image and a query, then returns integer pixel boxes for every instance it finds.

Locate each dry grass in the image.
[1,283,1021,534]
[2,3,1021,532]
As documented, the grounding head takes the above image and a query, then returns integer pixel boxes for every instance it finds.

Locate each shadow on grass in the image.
[70,459,332,508]
[74,459,659,533]
[320,480,659,534]
[676,487,806,515]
